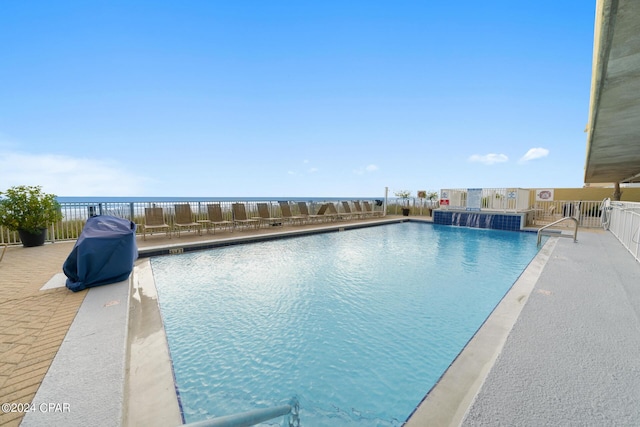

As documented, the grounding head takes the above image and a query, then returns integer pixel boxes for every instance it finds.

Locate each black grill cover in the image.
[63,215,138,292]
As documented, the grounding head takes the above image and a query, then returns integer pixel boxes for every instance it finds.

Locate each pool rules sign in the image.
[466,188,482,211]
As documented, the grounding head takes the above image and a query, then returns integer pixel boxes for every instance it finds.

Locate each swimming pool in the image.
[151,222,542,426]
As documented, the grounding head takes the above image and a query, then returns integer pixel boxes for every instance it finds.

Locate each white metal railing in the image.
[0,198,385,245]
[439,188,530,212]
[531,200,604,228]
[606,200,640,263]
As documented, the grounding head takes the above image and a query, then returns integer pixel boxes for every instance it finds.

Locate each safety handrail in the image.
[181,398,300,427]
[537,217,579,246]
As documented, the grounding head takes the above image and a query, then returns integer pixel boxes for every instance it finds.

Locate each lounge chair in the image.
[324,203,341,221]
[341,201,357,220]
[142,207,171,240]
[352,201,372,218]
[363,201,382,217]
[254,203,282,228]
[298,202,327,223]
[278,201,305,225]
[232,203,260,230]
[297,202,311,217]
[174,204,202,237]
[199,204,233,234]
[353,200,369,218]
[314,203,330,222]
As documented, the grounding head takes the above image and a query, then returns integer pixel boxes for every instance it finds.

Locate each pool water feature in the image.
[151,222,542,426]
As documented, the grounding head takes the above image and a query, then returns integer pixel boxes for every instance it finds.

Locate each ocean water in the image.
[151,222,541,426]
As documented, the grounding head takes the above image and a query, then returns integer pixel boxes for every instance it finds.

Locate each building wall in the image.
[529,187,640,203]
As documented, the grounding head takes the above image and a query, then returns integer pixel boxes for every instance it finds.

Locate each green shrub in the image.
[0,185,63,233]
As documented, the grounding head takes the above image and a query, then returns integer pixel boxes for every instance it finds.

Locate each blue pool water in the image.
[151,222,542,426]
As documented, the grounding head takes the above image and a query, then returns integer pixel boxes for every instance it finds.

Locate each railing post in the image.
[383,186,388,217]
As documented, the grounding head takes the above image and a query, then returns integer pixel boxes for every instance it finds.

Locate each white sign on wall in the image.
[440,190,450,206]
[535,189,554,202]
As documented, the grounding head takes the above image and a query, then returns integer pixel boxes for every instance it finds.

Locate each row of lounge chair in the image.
[141,201,382,240]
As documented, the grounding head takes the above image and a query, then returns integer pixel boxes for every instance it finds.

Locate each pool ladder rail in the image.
[180,397,300,427]
[537,216,579,247]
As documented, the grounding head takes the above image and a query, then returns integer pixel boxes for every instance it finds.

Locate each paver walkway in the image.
[0,241,84,427]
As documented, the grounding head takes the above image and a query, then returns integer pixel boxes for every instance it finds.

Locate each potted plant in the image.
[426,191,439,216]
[0,185,63,247]
[395,190,412,216]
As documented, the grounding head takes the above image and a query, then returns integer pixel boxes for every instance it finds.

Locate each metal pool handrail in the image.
[181,398,300,427]
[537,217,579,246]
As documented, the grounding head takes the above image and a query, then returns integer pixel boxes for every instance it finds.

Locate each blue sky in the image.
[0,1,596,198]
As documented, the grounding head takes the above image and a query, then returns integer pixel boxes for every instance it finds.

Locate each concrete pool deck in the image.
[461,229,640,426]
[1,218,639,426]
[406,229,640,426]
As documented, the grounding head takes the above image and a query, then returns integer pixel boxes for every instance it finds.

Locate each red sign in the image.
[440,199,450,206]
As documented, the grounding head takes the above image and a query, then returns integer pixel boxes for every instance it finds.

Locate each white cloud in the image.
[0,150,149,196]
[354,164,379,175]
[519,147,549,163]
[468,153,509,165]
[287,170,296,175]
[308,167,319,173]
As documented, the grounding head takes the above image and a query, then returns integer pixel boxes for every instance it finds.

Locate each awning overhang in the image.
[584,0,640,184]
